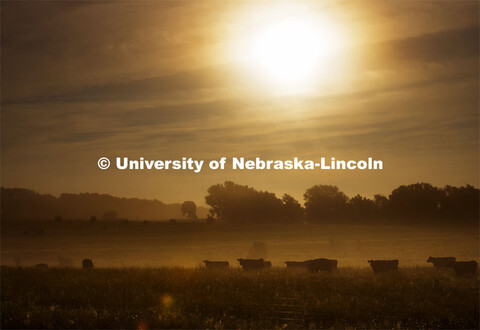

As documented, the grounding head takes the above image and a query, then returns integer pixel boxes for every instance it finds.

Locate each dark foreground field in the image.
[1,267,478,329]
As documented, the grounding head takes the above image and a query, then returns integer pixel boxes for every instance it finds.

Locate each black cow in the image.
[82,259,94,268]
[427,256,456,268]
[237,258,271,271]
[35,263,48,269]
[306,258,338,272]
[446,261,477,276]
[368,260,399,273]
[203,260,229,269]
[285,259,337,272]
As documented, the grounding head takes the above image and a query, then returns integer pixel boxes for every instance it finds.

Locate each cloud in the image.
[360,25,479,68]
[1,1,478,200]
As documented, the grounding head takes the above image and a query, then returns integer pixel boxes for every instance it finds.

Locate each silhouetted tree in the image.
[206,213,214,224]
[0,188,202,221]
[0,188,56,220]
[348,195,377,218]
[282,194,304,222]
[304,185,348,221]
[181,201,198,220]
[442,184,479,221]
[205,181,285,223]
[389,183,444,219]
[373,194,389,217]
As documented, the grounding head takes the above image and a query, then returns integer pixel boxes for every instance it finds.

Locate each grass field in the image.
[1,266,478,329]
[1,220,478,328]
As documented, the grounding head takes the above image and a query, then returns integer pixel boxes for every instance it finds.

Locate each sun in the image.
[253,20,314,83]
[241,9,347,93]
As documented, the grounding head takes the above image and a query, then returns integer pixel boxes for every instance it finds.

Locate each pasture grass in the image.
[1,266,478,329]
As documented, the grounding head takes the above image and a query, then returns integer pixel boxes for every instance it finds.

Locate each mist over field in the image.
[2,219,479,329]
[1,184,478,329]
[2,181,478,268]
[2,220,478,268]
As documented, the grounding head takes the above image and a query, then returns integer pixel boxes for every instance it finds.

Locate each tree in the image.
[348,195,377,218]
[281,194,304,222]
[205,181,284,223]
[442,185,479,221]
[303,185,348,221]
[206,213,215,224]
[181,201,198,220]
[389,183,444,218]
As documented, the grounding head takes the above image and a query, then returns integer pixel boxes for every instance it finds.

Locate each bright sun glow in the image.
[250,16,345,89]
[232,6,349,94]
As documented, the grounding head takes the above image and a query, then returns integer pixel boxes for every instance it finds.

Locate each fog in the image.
[2,220,478,268]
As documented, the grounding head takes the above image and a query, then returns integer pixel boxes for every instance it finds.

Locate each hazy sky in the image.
[1,1,479,205]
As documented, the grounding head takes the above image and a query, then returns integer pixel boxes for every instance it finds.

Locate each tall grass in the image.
[1,266,478,329]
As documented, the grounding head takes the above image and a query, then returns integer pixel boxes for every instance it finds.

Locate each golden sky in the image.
[1,1,479,204]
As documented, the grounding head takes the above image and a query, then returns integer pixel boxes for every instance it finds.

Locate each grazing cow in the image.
[446,261,477,276]
[427,256,456,268]
[237,258,271,271]
[306,258,338,272]
[82,259,94,268]
[203,260,229,270]
[285,259,338,272]
[35,263,48,269]
[368,260,399,273]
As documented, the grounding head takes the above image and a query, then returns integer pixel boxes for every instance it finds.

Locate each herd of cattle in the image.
[29,256,478,276]
[203,257,478,276]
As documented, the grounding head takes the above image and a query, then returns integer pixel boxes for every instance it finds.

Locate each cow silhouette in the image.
[82,259,94,268]
[285,258,337,272]
[427,256,456,268]
[306,258,337,272]
[446,260,477,276]
[237,258,271,271]
[368,260,398,273]
[35,263,48,269]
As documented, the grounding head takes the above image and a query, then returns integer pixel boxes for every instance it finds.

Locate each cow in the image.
[82,259,94,268]
[35,263,48,269]
[427,256,456,268]
[446,261,477,276]
[203,260,229,270]
[368,260,399,273]
[285,258,338,272]
[306,258,338,272]
[237,258,271,271]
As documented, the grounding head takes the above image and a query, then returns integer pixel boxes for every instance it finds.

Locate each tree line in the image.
[1,182,478,225]
[204,181,479,224]
[0,188,209,221]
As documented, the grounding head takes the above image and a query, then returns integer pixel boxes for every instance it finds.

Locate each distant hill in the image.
[0,188,210,221]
